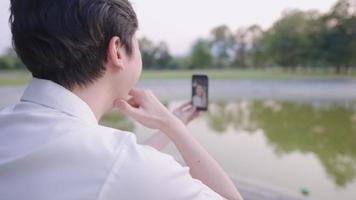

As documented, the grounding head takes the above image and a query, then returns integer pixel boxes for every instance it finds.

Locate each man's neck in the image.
[71,80,114,122]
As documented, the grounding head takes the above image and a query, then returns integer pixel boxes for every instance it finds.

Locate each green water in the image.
[206,101,356,186]
[101,100,356,200]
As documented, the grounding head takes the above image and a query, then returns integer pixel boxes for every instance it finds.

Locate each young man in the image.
[0,0,243,199]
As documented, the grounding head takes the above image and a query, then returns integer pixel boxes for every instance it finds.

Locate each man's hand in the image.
[114,88,177,131]
[142,101,200,151]
[173,101,200,125]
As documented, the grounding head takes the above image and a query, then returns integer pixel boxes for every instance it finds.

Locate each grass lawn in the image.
[0,69,355,86]
[0,70,32,86]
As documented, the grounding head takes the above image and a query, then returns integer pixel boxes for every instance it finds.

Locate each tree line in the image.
[138,0,356,73]
[1,0,356,73]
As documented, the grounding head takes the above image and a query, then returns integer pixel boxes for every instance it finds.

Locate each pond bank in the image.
[232,177,307,200]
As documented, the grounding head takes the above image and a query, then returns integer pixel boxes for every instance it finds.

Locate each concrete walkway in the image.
[232,178,308,200]
[1,79,356,108]
[137,79,356,102]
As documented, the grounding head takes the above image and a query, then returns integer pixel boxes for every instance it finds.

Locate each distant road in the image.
[137,79,356,102]
[1,79,356,109]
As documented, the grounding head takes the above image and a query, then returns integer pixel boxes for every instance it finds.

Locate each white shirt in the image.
[0,78,223,200]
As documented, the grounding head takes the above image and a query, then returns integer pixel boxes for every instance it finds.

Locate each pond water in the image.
[1,80,356,200]
[105,100,356,200]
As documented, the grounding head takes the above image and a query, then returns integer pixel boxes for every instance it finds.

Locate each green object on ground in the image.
[300,187,310,196]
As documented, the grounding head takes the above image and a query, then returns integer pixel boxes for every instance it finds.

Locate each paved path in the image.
[1,79,356,108]
[232,178,308,200]
[137,79,356,102]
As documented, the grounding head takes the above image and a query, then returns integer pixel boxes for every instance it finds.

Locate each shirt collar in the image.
[20,77,98,125]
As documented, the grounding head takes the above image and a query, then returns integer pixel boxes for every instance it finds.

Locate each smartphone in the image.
[192,75,209,111]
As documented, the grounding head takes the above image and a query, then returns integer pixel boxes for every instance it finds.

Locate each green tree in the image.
[319,0,356,73]
[264,10,321,70]
[245,25,265,68]
[139,38,173,69]
[139,37,156,69]
[154,42,173,69]
[189,39,213,69]
[233,27,247,68]
[0,47,25,70]
[210,25,235,68]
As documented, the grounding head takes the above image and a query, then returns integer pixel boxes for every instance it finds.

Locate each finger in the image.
[182,104,194,112]
[187,110,200,123]
[177,101,192,110]
[181,105,195,114]
[187,113,199,124]
[114,99,140,117]
[193,110,200,118]
[114,99,154,128]
[128,88,145,98]
[175,107,199,125]
[127,97,140,108]
[174,102,193,113]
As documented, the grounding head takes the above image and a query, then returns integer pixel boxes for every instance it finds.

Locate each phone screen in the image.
[192,75,209,111]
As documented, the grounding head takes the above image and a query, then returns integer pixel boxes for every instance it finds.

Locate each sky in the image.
[0,0,337,56]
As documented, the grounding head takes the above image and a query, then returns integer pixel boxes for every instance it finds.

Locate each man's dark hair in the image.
[9,0,138,89]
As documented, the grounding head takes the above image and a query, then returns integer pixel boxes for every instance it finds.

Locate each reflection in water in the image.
[207,101,258,133]
[99,100,169,131]
[206,100,356,187]
[100,111,135,132]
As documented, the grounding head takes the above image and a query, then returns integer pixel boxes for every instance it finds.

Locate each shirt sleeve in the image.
[97,133,224,200]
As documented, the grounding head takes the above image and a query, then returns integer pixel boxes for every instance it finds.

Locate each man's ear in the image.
[106,36,125,71]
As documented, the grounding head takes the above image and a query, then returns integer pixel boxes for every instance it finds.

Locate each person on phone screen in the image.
[193,84,207,108]
[0,1,243,200]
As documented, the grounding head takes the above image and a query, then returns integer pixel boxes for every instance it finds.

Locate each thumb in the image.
[114,99,136,115]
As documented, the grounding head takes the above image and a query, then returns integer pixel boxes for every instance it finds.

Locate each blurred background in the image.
[1,0,356,200]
